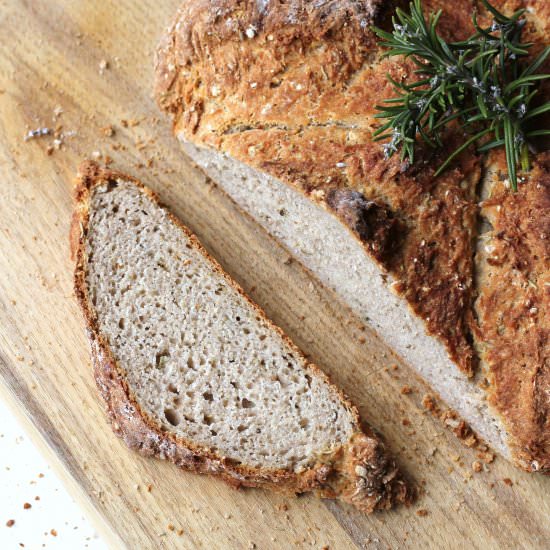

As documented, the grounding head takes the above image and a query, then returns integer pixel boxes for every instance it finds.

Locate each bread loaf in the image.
[155,0,550,472]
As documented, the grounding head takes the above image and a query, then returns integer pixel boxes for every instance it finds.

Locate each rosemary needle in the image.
[372,0,550,191]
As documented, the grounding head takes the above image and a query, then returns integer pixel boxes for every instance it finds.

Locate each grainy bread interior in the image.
[86,180,354,470]
[73,163,411,512]
[180,141,510,459]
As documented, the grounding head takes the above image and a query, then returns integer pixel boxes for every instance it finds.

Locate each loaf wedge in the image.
[155,0,550,472]
[71,162,410,512]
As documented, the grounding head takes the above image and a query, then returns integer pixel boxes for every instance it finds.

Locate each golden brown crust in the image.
[475,151,550,473]
[71,161,411,512]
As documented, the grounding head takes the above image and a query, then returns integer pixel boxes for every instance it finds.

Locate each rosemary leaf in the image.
[372,0,550,191]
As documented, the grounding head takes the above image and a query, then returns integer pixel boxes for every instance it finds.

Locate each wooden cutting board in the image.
[0,1,548,548]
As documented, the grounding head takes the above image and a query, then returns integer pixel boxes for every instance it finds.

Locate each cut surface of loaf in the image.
[155,0,550,471]
[179,141,510,459]
[72,162,410,512]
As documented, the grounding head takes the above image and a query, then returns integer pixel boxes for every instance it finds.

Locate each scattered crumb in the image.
[422,394,439,414]
[177,528,184,536]
[167,524,175,531]
[401,385,413,395]
[146,484,152,492]
[50,529,58,537]
[23,502,31,509]
[277,503,289,512]
[477,450,495,464]
[358,336,366,344]
[472,461,483,473]
[99,59,109,74]
[416,509,429,517]
[6,519,15,527]
[101,125,115,137]
[503,478,513,486]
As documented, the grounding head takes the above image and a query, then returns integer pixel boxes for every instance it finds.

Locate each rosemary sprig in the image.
[372,0,550,191]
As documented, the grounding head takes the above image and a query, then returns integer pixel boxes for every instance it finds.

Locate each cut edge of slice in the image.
[71,160,412,513]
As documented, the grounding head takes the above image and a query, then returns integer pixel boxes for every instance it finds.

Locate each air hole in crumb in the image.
[164,409,180,426]
[203,414,214,426]
[155,352,170,368]
[241,398,255,409]
[187,356,196,370]
[118,318,125,329]
[237,425,247,432]
[235,316,241,322]
[203,392,213,401]
[243,327,250,335]
[230,381,239,390]
[167,383,178,394]
[299,418,309,429]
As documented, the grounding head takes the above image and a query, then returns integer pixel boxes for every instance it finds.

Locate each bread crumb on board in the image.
[416,509,429,517]
[101,125,115,137]
[99,59,109,74]
[6,519,15,527]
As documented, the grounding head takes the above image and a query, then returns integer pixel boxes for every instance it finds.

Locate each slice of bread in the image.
[71,161,410,513]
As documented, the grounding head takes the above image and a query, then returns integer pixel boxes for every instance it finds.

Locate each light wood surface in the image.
[0,1,548,548]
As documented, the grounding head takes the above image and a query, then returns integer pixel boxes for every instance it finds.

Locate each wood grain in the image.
[0,1,548,548]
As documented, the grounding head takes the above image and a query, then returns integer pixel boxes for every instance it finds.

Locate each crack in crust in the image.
[71,161,412,512]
